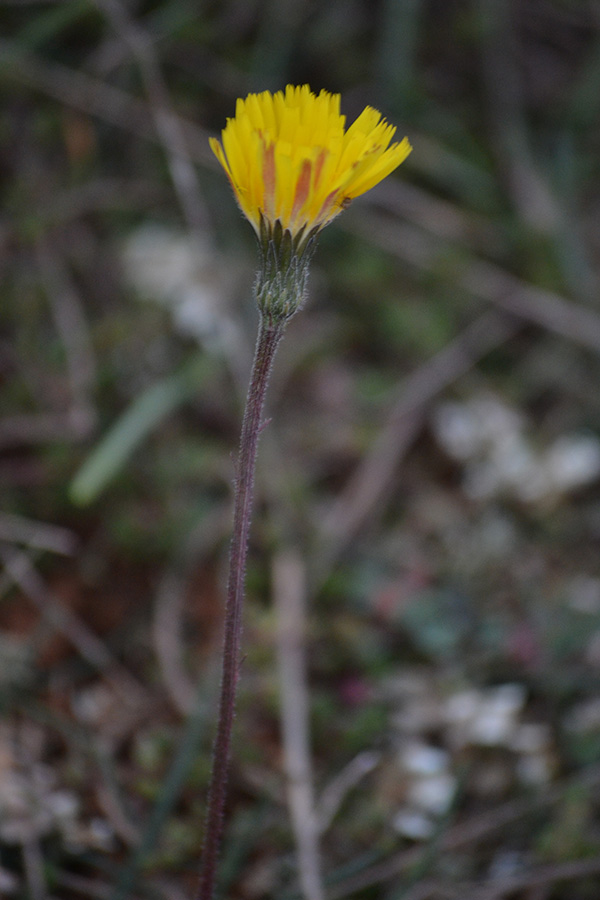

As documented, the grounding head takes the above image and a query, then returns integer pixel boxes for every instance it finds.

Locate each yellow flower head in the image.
[210,85,411,240]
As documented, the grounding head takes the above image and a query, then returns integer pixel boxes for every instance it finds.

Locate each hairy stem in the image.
[197,314,285,900]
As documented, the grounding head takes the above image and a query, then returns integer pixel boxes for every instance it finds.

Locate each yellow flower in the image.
[210,85,411,240]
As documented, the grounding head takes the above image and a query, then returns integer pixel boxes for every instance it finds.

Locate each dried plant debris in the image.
[381,671,556,840]
[0,721,115,857]
[2,0,600,896]
[122,224,241,350]
[432,393,600,504]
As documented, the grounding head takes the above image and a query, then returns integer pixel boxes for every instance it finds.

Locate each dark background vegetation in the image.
[1,1,600,898]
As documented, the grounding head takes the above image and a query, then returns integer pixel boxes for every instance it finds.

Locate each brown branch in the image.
[314,310,520,585]
[349,213,600,354]
[0,546,145,706]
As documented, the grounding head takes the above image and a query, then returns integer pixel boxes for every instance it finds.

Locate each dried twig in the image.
[0,39,154,141]
[370,179,500,255]
[350,213,600,354]
[0,546,145,706]
[326,765,600,900]
[21,838,47,900]
[95,777,141,847]
[55,871,145,900]
[0,39,213,168]
[391,882,459,900]
[148,878,192,900]
[92,0,210,237]
[468,856,600,900]
[273,549,324,900]
[316,751,380,835]
[153,568,199,715]
[35,238,97,436]
[314,310,520,583]
[46,177,167,226]
[0,412,93,448]
[478,0,559,233]
[152,505,231,715]
[0,512,78,556]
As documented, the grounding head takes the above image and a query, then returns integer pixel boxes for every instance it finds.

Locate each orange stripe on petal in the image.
[315,189,340,227]
[210,86,410,236]
[291,159,312,225]
[313,149,328,190]
[262,141,276,219]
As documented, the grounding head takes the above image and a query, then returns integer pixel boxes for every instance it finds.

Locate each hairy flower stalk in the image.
[198,85,411,900]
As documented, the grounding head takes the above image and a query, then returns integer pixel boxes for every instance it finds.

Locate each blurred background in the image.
[1,1,600,898]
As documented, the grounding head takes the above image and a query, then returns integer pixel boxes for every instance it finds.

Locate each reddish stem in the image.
[196,314,285,900]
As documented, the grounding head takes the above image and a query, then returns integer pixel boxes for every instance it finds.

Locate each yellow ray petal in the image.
[210,85,411,237]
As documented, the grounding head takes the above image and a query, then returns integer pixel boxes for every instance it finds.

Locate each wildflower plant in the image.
[199,85,411,900]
